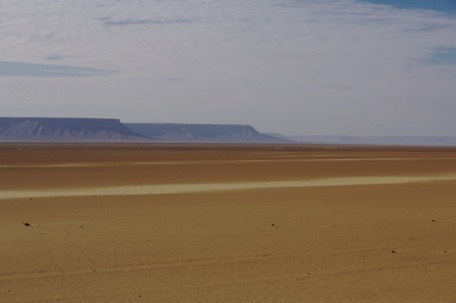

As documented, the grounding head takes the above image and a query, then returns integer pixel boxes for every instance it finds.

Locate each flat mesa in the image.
[1,144,456,302]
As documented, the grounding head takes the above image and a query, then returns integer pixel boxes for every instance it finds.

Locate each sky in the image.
[1,0,456,136]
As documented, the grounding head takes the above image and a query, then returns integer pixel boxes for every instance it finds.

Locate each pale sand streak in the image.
[2,157,456,168]
[1,174,456,200]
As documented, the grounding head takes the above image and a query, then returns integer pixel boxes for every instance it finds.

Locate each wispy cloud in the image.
[0,61,112,77]
[103,18,192,26]
[359,0,456,14]
[425,48,456,65]
[1,0,456,136]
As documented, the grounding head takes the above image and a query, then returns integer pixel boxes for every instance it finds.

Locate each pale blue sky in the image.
[1,0,455,136]
[364,0,456,13]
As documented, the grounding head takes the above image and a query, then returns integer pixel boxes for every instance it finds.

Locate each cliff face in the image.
[125,123,283,143]
[0,117,147,142]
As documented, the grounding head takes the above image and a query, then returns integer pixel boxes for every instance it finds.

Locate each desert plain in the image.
[1,143,456,302]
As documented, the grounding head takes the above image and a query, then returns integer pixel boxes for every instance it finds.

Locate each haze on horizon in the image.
[1,0,456,137]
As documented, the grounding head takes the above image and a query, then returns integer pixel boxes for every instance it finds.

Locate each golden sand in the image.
[1,144,456,302]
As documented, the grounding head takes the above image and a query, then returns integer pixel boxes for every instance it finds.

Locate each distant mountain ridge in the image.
[2,117,454,146]
[0,117,146,142]
[125,123,283,143]
[0,118,284,143]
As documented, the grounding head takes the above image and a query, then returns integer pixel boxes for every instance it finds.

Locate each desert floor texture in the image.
[1,144,456,302]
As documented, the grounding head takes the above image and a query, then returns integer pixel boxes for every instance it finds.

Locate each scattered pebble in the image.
[391,250,397,254]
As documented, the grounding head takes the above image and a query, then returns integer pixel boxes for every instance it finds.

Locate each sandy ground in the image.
[1,144,456,302]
